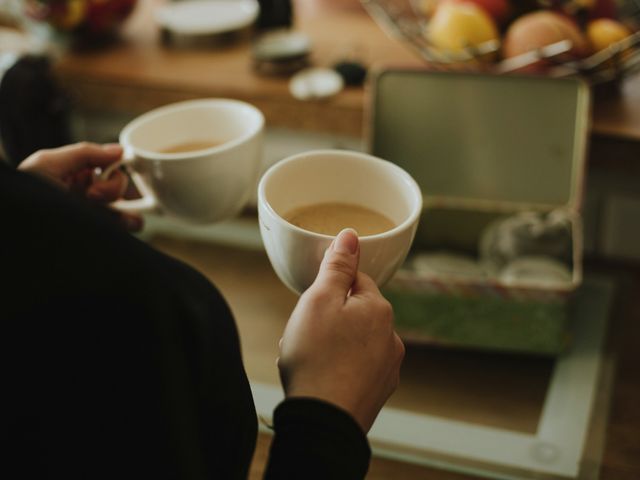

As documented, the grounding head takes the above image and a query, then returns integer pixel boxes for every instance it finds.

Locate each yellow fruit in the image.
[587,18,632,52]
[427,1,500,57]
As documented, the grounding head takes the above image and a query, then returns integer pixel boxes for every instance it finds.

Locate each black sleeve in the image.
[1,165,256,480]
[265,398,371,479]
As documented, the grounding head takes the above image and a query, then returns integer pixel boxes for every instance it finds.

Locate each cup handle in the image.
[99,148,158,213]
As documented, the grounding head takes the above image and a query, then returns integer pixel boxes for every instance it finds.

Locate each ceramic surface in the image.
[155,0,259,35]
[258,150,422,294]
[118,98,264,224]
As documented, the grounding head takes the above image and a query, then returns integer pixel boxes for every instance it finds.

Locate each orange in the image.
[587,18,632,52]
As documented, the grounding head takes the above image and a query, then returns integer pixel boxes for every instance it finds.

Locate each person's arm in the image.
[265,398,371,479]
[5,150,261,479]
[265,229,405,479]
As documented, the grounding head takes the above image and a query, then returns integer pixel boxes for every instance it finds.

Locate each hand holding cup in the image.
[258,149,422,294]
[107,98,265,224]
[278,228,405,433]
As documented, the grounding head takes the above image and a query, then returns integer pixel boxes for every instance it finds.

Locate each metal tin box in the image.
[369,70,590,355]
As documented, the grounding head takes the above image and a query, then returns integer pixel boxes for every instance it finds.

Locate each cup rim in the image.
[258,149,423,241]
[119,98,264,160]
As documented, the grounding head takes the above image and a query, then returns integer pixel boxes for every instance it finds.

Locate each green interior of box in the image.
[383,288,570,355]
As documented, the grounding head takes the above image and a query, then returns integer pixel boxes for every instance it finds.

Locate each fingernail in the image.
[334,228,358,254]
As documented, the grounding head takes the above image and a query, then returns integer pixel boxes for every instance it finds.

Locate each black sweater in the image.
[1,164,370,479]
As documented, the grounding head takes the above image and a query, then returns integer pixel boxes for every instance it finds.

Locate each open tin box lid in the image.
[368,69,591,212]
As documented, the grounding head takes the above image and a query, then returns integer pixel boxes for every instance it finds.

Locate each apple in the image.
[82,0,137,36]
[40,0,88,30]
[427,1,500,58]
[28,0,136,38]
[503,10,591,61]
[449,0,512,25]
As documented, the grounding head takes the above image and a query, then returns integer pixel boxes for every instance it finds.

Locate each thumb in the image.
[310,228,360,299]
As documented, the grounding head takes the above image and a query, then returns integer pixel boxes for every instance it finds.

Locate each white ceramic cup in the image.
[108,98,264,224]
[258,150,423,294]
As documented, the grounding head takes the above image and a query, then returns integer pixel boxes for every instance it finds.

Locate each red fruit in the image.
[589,0,617,19]
[83,0,137,35]
[503,10,591,59]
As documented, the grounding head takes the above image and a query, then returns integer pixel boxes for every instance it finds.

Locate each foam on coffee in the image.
[284,202,395,236]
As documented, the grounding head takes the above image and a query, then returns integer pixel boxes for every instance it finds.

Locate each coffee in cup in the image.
[283,202,396,236]
[106,98,264,224]
[258,150,422,294]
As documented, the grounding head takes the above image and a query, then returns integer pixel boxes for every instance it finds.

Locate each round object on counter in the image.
[499,256,572,288]
[289,67,344,100]
[252,29,311,75]
[155,0,259,36]
[252,29,311,62]
[411,251,487,279]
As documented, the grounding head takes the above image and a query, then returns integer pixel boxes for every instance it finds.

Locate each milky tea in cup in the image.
[111,98,264,224]
[258,150,422,294]
[283,202,396,236]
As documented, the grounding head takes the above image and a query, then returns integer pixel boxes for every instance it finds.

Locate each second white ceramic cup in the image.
[258,150,422,294]
[112,98,264,224]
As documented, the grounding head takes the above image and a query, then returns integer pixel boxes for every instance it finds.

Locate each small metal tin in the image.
[252,29,311,75]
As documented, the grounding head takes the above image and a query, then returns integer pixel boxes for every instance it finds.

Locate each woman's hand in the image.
[278,229,405,433]
[19,142,142,231]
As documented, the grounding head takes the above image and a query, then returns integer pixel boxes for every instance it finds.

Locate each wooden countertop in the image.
[54,0,420,137]
[54,0,640,141]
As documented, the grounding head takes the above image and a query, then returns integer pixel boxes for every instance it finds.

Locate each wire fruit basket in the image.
[361,0,640,84]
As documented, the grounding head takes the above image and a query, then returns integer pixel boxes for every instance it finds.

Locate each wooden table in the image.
[53,1,640,478]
